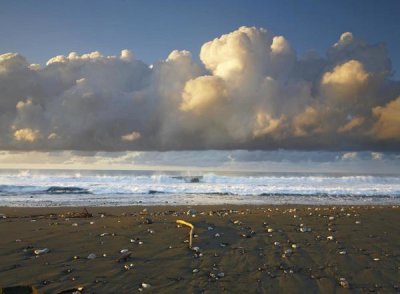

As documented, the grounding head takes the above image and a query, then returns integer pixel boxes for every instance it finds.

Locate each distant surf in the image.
[0,169,399,206]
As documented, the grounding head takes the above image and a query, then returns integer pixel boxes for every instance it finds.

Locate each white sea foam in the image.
[0,170,399,206]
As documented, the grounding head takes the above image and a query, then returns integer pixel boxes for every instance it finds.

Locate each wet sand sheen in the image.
[0,205,399,293]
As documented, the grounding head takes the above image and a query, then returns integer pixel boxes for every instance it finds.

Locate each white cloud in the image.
[121,131,141,142]
[0,27,399,151]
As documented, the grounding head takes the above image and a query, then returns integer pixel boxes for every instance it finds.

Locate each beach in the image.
[0,205,399,293]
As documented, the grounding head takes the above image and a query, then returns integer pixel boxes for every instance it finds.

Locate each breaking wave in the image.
[0,169,399,206]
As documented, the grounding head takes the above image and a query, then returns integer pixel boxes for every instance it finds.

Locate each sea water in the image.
[0,169,399,206]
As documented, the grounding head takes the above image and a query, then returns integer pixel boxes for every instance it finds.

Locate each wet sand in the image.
[0,205,399,293]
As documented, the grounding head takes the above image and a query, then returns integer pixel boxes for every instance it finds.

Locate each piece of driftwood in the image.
[176,220,194,248]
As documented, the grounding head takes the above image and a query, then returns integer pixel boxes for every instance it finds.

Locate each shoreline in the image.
[1,205,399,293]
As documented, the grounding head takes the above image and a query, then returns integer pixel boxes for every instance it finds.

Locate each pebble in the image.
[274,241,280,246]
[339,250,347,255]
[355,220,361,224]
[291,244,298,249]
[90,221,95,225]
[141,283,151,289]
[100,233,110,237]
[187,209,197,216]
[339,277,350,289]
[120,249,129,254]
[117,251,132,262]
[300,227,311,233]
[207,226,214,231]
[0,213,6,219]
[192,268,199,273]
[124,263,134,270]
[214,233,221,238]
[373,258,380,261]
[327,236,335,241]
[267,228,274,233]
[192,246,200,252]
[72,223,78,227]
[282,249,293,258]
[34,248,50,255]
[87,253,96,259]
[217,272,225,278]
[329,216,335,221]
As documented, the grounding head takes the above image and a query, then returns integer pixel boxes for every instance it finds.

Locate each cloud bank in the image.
[1,150,399,175]
[1,26,399,151]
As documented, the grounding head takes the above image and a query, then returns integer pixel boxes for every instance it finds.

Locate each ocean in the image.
[0,169,399,206]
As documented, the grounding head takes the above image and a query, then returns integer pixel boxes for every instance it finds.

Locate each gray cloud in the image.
[0,27,399,151]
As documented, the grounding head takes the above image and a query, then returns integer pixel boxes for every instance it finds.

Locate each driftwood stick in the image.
[176,220,194,248]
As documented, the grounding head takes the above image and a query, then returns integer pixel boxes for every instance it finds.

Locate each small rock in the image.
[124,263,134,270]
[339,250,347,255]
[327,236,335,241]
[284,249,293,256]
[339,277,350,289]
[34,248,50,255]
[145,218,153,224]
[87,253,96,259]
[187,208,196,215]
[192,268,199,273]
[141,282,151,289]
[274,241,280,246]
[207,226,214,231]
[117,251,132,262]
[120,249,129,254]
[214,233,221,238]
[267,228,274,233]
[217,272,225,278]
[72,223,78,227]
[300,227,311,232]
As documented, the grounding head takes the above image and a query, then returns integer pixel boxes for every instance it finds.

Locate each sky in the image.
[0,0,400,158]
[1,0,400,74]
[1,150,399,174]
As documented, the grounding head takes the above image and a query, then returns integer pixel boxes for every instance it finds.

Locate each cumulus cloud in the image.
[371,96,400,140]
[0,27,399,151]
